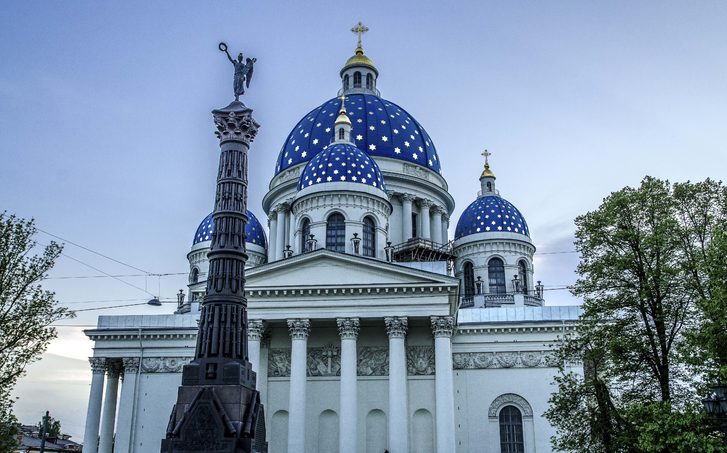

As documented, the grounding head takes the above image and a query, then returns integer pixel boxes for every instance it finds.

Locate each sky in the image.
[2,0,727,441]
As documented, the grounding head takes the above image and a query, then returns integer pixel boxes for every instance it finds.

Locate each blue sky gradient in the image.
[2,0,726,439]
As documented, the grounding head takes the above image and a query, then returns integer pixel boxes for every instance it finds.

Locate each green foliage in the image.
[0,404,19,453]
[546,177,727,452]
[37,415,62,439]
[0,213,74,451]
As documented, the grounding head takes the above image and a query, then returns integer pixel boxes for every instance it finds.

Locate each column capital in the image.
[419,198,434,209]
[432,205,446,215]
[275,203,288,213]
[89,357,107,374]
[268,211,278,222]
[430,316,455,338]
[107,360,123,378]
[248,319,265,341]
[400,193,415,203]
[287,318,311,340]
[336,318,360,340]
[384,316,408,338]
[122,357,140,374]
[441,213,450,222]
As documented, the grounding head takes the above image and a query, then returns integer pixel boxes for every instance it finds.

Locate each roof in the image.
[457,305,582,324]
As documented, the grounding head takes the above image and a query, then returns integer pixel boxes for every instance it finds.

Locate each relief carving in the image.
[403,163,430,180]
[141,357,190,373]
[357,346,389,376]
[407,346,435,375]
[453,351,554,370]
[268,348,291,377]
[307,344,341,377]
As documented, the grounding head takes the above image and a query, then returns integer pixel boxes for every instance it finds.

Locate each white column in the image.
[432,207,443,244]
[337,318,360,453]
[385,317,409,453]
[276,206,287,261]
[82,358,106,453]
[420,199,432,240]
[431,316,456,453]
[441,214,450,244]
[114,358,140,453]
[248,319,265,379]
[268,212,278,262]
[98,361,121,453]
[287,318,311,453]
[401,194,414,241]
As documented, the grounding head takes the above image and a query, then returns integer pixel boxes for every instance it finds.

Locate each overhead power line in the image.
[37,227,153,274]
[44,272,186,281]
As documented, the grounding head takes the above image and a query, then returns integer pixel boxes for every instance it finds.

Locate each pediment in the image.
[246,249,457,290]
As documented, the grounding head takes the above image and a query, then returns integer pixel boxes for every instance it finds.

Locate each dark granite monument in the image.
[160,43,267,453]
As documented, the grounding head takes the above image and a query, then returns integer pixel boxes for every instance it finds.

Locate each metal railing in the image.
[459,293,543,309]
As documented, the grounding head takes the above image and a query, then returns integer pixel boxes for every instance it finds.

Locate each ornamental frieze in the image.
[407,346,435,375]
[268,348,291,377]
[141,357,191,373]
[453,351,556,370]
[307,344,341,377]
[357,346,389,376]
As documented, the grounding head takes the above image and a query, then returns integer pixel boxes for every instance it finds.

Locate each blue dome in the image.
[276,94,440,175]
[298,142,386,191]
[455,196,530,239]
[193,210,267,247]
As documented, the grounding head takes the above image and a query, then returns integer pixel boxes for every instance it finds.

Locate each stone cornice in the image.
[85,329,198,341]
[454,323,577,335]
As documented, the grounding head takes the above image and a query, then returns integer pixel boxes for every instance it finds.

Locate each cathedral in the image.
[81,25,581,453]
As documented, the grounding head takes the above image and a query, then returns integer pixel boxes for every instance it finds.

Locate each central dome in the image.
[275,94,440,175]
[298,142,385,191]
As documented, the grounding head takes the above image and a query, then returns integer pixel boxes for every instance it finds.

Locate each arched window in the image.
[190,267,199,284]
[353,71,362,88]
[343,74,350,90]
[487,182,492,191]
[488,258,506,294]
[366,73,373,89]
[463,261,475,299]
[301,218,311,252]
[363,216,376,257]
[499,406,524,453]
[326,213,346,253]
[338,128,345,140]
[518,260,528,294]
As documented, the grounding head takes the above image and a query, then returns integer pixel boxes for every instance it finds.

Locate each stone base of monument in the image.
[161,361,268,453]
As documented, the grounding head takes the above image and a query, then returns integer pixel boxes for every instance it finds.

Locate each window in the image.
[411,213,418,238]
[363,216,376,257]
[366,73,373,89]
[463,261,475,298]
[326,213,346,253]
[488,258,506,294]
[343,74,350,90]
[518,261,528,294]
[499,406,524,453]
[353,71,362,88]
[190,268,199,284]
[487,182,492,191]
[338,128,345,140]
[301,218,311,252]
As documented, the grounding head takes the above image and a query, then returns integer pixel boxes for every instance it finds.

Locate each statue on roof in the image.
[219,42,256,100]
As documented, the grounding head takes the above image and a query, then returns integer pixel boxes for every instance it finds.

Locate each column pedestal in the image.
[82,358,106,453]
[385,317,409,453]
[98,361,121,453]
[431,316,456,453]
[337,318,360,453]
[287,319,310,453]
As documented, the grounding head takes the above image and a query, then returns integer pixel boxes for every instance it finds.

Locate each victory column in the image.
[160,43,267,453]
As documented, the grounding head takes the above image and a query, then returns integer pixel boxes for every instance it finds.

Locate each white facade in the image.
[81,33,582,453]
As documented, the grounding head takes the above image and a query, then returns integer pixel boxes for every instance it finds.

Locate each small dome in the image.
[298,142,386,191]
[193,210,267,247]
[341,47,378,75]
[455,195,530,239]
[276,94,440,175]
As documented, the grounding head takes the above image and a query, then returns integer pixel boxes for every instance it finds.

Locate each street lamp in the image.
[351,233,361,255]
[475,276,483,295]
[703,381,727,442]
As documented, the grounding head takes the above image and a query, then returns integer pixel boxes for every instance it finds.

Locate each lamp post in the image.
[475,276,483,295]
[307,234,317,252]
[384,241,394,262]
[703,381,727,443]
[283,245,293,259]
[511,274,521,294]
[535,280,544,299]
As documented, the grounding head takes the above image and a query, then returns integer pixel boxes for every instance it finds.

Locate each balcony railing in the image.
[459,293,543,309]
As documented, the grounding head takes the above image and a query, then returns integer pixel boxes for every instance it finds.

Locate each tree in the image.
[36,414,62,439]
[545,177,727,452]
[0,213,74,450]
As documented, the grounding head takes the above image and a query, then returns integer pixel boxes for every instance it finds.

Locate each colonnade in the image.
[246,316,456,453]
[265,194,451,263]
[82,357,140,453]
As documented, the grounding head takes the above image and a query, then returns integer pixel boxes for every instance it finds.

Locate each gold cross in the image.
[339,94,348,110]
[481,149,492,166]
[351,21,369,48]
